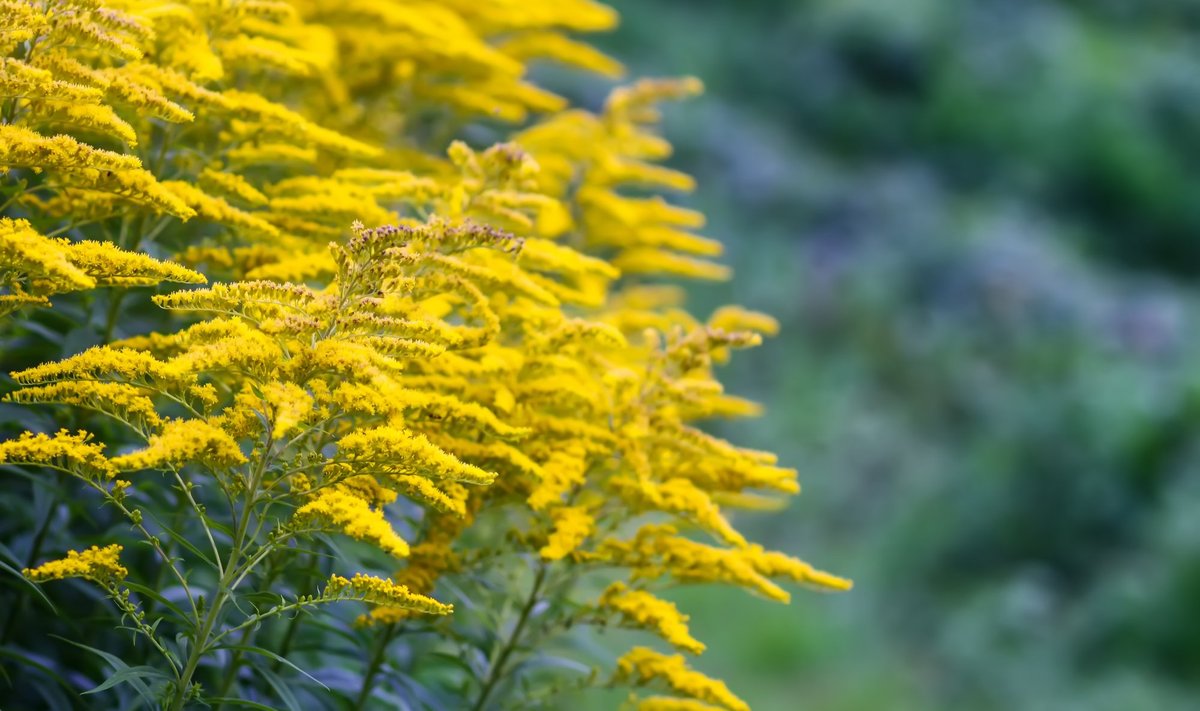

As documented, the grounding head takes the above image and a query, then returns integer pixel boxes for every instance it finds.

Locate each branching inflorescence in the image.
[0,0,849,709]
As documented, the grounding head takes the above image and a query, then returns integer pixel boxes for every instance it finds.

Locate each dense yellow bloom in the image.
[324,573,452,615]
[0,218,203,315]
[540,505,594,561]
[24,544,127,584]
[527,446,587,511]
[11,346,172,387]
[600,583,705,655]
[0,429,114,480]
[5,381,163,434]
[0,1,848,706]
[259,381,313,438]
[0,126,194,218]
[616,647,749,711]
[601,525,851,603]
[294,486,410,558]
[337,426,496,485]
[112,418,247,471]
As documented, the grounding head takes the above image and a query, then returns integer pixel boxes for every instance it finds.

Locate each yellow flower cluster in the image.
[0,217,204,315]
[0,0,848,706]
[600,583,705,655]
[111,418,247,471]
[295,486,411,558]
[539,505,595,561]
[25,544,128,583]
[601,525,851,605]
[0,429,114,480]
[324,573,452,615]
[616,646,749,711]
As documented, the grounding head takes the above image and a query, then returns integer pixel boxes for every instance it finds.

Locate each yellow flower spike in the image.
[612,248,731,282]
[0,218,95,299]
[218,89,381,159]
[707,306,781,337]
[615,647,748,711]
[102,71,195,123]
[0,58,104,104]
[215,34,320,77]
[336,426,496,485]
[6,381,163,434]
[112,418,247,471]
[294,487,410,558]
[0,126,194,219]
[11,346,174,388]
[379,474,467,517]
[336,475,399,508]
[53,14,145,62]
[0,429,114,480]
[198,168,269,207]
[612,477,747,548]
[258,381,313,438]
[600,525,850,602]
[539,505,594,561]
[62,241,206,287]
[25,544,127,584]
[600,583,705,655]
[324,573,452,615]
[163,182,281,239]
[497,31,624,78]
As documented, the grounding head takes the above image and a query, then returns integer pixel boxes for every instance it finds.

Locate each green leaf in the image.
[0,645,75,694]
[82,665,170,696]
[0,556,58,614]
[151,518,220,570]
[207,697,278,710]
[214,644,329,691]
[252,663,303,711]
[51,635,159,708]
[122,580,190,624]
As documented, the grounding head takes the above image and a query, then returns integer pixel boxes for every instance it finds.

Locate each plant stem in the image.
[168,437,275,711]
[469,563,548,711]
[353,623,396,710]
[102,289,127,343]
[270,553,320,673]
[210,625,255,707]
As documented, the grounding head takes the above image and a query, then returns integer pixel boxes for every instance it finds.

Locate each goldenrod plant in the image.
[0,1,849,709]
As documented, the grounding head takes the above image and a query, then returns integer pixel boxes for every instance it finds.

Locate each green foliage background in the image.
[580,1,1200,709]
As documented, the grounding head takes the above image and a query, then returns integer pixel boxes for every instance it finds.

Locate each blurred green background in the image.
[584,1,1200,709]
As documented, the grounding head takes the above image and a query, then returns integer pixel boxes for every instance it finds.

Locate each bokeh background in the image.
[572,1,1200,709]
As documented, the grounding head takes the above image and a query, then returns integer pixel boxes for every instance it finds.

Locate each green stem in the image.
[102,289,128,343]
[210,624,254,707]
[270,553,321,673]
[168,436,276,711]
[469,563,548,711]
[353,623,396,711]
